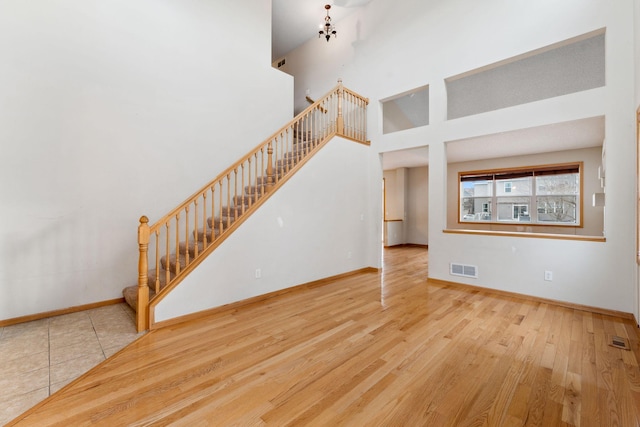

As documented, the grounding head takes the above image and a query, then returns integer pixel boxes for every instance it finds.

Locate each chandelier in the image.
[318,4,337,42]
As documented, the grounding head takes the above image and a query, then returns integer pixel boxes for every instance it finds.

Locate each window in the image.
[460,163,581,225]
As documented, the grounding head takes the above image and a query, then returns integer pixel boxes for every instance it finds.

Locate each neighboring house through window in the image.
[459,163,581,225]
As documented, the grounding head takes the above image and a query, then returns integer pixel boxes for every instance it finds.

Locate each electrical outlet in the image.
[255,269,261,279]
[544,270,553,281]
[348,251,352,259]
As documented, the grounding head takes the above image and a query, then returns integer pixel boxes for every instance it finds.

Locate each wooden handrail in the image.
[136,79,369,331]
[306,95,328,113]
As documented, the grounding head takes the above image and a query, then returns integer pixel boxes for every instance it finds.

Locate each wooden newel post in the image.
[337,78,344,135]
[137,215,150,332]
[266,142,275,192]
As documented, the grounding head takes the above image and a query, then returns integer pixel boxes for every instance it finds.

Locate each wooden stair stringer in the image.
[146,131,337,329]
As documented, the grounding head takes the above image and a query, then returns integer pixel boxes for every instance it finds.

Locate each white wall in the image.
[406,167,429,245]
[155,137,372,322]
[383,169,405,220]
[285,0,638,316]
[0,1,293,320]
[383,166,428,246]
[635,0,640,321]
[636,0,640,105]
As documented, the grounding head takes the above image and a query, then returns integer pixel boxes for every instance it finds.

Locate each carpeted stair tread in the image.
[276,158,297,168]
[255,176,274,185]
[179,240,205,257]
[233,193,260,206]
[207,216,236,230]
[123,267,175,310]
[193,226,221,243]
[220,205,246,218]
[284,150,308,160]
[123,285,144,309]
[292,129,311,141]
[161,253,188,274]
[148,268,175,291]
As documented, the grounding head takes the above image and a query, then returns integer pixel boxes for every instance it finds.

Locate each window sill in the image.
[443,228,606,242]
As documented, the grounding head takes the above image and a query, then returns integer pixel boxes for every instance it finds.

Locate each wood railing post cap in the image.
[140,216,149,224]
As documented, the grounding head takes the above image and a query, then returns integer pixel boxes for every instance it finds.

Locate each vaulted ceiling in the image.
[271,2,605,171]
[272,0,372,61]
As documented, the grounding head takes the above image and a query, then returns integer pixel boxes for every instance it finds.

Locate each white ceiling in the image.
[381,116,604,170]
[272,0,372,61]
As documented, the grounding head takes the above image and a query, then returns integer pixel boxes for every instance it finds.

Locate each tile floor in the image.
[0,303,145,425]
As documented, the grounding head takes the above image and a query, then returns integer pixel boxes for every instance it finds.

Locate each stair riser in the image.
[276,158,297,168]
[194,228,220,243]
[179,241,206,257]
[232,194,260,206]
[220,206,245,217]
[284,151,308,160]
[160,256,184,275]
[207,217,236,229]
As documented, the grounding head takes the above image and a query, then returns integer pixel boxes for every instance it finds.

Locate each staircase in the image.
[121,130,315,308]
[124,80,369,331]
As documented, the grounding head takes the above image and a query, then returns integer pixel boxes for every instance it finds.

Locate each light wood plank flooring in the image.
[9,246,640,426]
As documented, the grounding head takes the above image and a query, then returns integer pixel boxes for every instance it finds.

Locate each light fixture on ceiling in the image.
[318,4,337,42]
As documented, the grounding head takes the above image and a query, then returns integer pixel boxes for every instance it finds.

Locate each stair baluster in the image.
[266,142,274,192]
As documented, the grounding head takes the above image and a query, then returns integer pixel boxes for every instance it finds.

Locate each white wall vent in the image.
[450,263,478,279]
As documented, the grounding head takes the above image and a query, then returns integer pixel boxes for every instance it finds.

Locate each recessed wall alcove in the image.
[446,29,605,120]
[381,85,429,134]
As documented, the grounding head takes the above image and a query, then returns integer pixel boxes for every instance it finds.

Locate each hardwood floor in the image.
[9,246,640,426]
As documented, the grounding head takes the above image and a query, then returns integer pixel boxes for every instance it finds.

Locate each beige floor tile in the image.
[1,302,141,424]
[49,352,106,385]
[49,377,74,395]
[49,328,99,350]
[0,334,49,363]
[87,304,125,319]
[121,304,136,323]
[90,309,134,330]
[50,339,104,365]
[96,331,141,351]
[1,319,49,339]
[49,314,93,330]
[0,366,49,400]
[48,311,90,327]
[0,351,49,377]
[0,329,50,346]
[0,387,49,427]
[93,320,134,336]
[102,342,130,359]
[48,320,94,337]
